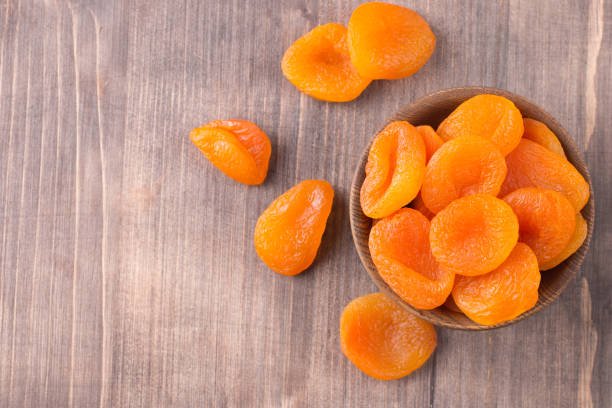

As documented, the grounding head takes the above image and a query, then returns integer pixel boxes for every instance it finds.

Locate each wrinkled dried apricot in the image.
[369,209,454,310]
[420,136,507,214]
[416,125,444,163]
[540,213,588,271]
[409,193,435,220]
[500,139,589,211]
[360,121,426,219]
[347,2,436,80]
[452,243,541,326]
[503,188,576,267]
[522,118,566,158]
[281,23,371,102]
[190,119,271,185]
[437,94,523,156]
[430,194,519,276]
[340,293,436,380]
[254,180,333,276]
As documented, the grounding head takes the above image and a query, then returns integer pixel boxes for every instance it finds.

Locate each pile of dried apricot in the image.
[282,2,436,102]
[361,93,590,328]
[190,2,591,384]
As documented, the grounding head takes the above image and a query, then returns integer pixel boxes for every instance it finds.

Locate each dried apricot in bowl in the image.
[540,213,588,271]
[281,23,372,102]
[347,2,436,80]
[522,118,566,158]
[254,180,334,276]
[368,209,454,310]
[416,125,444,163]
[452,243,541,326]
[503,188,576,268]
[340,293,437,380]
[430,194,519,277]
[190,119,271,185]
[436,94,523,156]
[420,136,507,214]
[500,139,590,211]
[360,121,426,219]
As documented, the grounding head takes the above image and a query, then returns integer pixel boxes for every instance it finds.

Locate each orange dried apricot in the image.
[340,293,437,380]
[369,209,454,310]
[430,194,519,276]
[416,125,444,163]
[281,23,371,102]
[452,243,541,326]
[360,121,426,218]
[409,193,435,220]
[190,119,271,185]
[503,187,576,267]
[436,94,523,156]
[420,136,507,214]
[254,180,333,276]
[500,139,590,211]
[347,2,436,80]
[540,213,588,271]
[522,118,566,158]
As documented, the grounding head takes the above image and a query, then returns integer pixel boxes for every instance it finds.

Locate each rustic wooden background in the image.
[0,0,610,407]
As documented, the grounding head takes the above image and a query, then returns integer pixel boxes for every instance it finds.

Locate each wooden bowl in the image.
[349,87,595,330]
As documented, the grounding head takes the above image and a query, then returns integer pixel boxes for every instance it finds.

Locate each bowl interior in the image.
[349,87,595,330]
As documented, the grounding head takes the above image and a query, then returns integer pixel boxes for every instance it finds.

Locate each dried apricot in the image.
[503,188,576,267]
[436,94,523,156]
[540,213,588,271]
[190,119,271,185]
[416,125,444,163]
[281,23,371,102]
[254,180,333,276]
[452,243,541,326]
[522,118,566,158]
[430,194,519,276]
[409,193,435,220]
[360,121,426,218]
[500,139,589,211]
[340,293,436,380]
[369,209,454,310]
[347,2,436,80]
[420,136,507,214]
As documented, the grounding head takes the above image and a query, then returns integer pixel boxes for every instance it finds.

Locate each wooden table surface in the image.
[1,1,610,407]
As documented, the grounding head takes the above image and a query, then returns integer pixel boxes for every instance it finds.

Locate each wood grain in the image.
[0,0,610,406]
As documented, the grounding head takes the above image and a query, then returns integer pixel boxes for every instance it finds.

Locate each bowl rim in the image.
[349,86,595,331]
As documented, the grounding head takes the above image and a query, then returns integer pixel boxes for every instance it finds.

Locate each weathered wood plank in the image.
[0,0,609,407]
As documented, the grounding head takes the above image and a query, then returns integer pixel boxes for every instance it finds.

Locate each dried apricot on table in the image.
[347,2,436,80]
[281,23,371,102]
[369,208,454,310]
[436,94,523,156]
[540,213,588,271]
[503,187,576,267]
[416,125,444,163]
[340,293,437,380]
[190,119,271,185]
[254,180,334,276]
[420,136,507,214]
[452,243,541,326]
[500,139,590,211]
[360,121,426,219]
[522,118,566,158]
[430,194,519,276]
